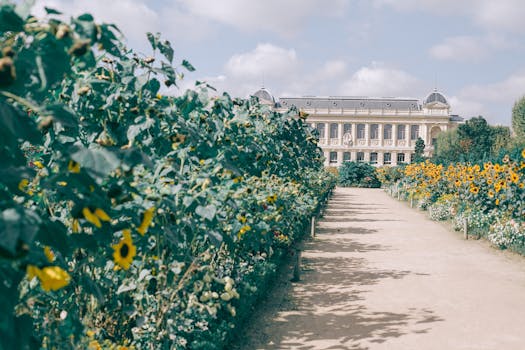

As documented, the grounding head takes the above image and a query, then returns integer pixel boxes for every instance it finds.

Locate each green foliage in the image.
[434,129,461,163]
[414,137,425,162]
[0,3,336,349]
[512,95,525,139]
[434,117,511,164]
[338,161,381,188]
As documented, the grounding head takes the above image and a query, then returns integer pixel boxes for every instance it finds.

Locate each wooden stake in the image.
[291,249,301,282]
[311,216,315,238]
[463,217,468,240]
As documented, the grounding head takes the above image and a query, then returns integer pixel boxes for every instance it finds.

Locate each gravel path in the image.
[233,187,525,350]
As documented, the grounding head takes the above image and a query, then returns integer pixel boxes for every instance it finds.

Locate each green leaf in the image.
[117,281,137,294]
[40,104,79,131]
[38,219,70,256]
[71,147,120,179]
[0,208,41,256]
[158,40,174,63]
[195,204,216,221]
[146,32,159,50]
[182,59,195,72]
[44,6,62,15]
[0,4,24,33]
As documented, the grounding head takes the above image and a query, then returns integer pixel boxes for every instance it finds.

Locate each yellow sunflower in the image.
[112,230,136,270]
[137,207,155,235]
[522,148,525,158]
[68,160,80,173]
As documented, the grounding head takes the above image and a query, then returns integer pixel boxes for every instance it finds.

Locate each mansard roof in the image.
[279,96,421,111]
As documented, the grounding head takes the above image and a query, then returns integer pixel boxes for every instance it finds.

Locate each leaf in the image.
[182,59,195,72]
[0,208,41,256]
[0,5,24,33]
[195,204,216,221]
[207,230,223,246]
[158,40,174,63]
[71,147,120,179]
[44,6,62,15]
[146,32,159,50]
[117,281,137,294]
[40,104,79,131]
[37,219,70,256]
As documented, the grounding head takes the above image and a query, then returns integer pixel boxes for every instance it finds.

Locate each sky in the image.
[29,0,525,126]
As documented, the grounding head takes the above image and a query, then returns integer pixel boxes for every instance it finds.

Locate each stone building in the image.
[255,88,463,166]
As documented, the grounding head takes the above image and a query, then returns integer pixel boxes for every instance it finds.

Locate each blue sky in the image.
[32,0,525,126]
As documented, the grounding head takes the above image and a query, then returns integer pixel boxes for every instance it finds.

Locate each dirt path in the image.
[232,187,525,350]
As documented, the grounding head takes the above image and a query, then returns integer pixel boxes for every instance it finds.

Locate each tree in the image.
[434,129,461,163]
[512,96,525,139]
[457,116,492,161]
[414,137,425,162]
[491,126,511,156]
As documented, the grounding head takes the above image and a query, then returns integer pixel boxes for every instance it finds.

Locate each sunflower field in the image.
[380,151,525,250]
[0,3,335,349]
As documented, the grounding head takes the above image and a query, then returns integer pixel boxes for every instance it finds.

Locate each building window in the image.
[343,123,352,135]
[329,151,338,163]
[330,123,338,139]
[357,152,364,162]
[397,124,406,140]
[410,153,415,163]
[316,123,325,138]
[384,124,392,139]
[410,125,420,140]
[343,152,351,162]
[370,124,379,139]
[397,153,405,163]
[384,153,391,164]
[370,152,378,164]
[357,124,366,139]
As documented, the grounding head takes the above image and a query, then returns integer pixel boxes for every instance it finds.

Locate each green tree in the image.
[434,129,461,163]
[512,96,525,139]
[457,116,493,161]
[491,125,511,156]
[338,161,381,188]
[414,137,425,162]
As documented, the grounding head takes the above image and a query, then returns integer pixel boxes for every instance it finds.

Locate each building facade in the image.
[255,88,463,166]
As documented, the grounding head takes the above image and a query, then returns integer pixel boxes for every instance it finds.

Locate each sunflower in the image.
[469,186,479,194]
[27,265,71,291]
[137,207,155,235]
[487,190,495,198]
[522,148,525,158]
[68,160,80,173]
[112,230,136,270]
[510,172,520,184]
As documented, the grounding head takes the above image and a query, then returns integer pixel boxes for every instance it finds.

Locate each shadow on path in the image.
[232,189,443,350]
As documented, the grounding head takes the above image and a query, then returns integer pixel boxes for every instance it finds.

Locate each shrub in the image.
[338,161,381,188]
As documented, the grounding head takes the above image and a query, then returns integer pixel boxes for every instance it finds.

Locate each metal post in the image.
[291,249,301,282]
[311,216,315,238]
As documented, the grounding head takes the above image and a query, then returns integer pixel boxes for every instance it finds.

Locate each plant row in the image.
[378,154,525,251]
[0,3,335,349]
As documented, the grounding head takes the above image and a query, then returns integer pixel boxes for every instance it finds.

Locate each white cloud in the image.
[446,70,525,124]
[33,0,160,44]
[177,0,348,36]
[377,0,525,34]
[460,71,525,103]
[225,43,299,80]
[429,36,489,62]
[339,63,422,97]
